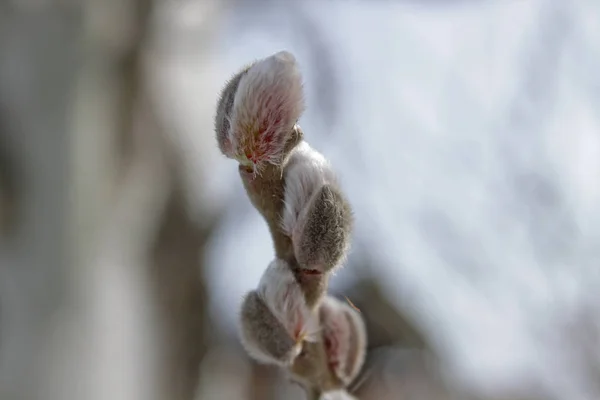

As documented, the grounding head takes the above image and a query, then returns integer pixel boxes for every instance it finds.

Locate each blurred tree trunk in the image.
[0,4,79,399]
[71,0,215,399]
[0,1,219,399]
[148,167,211,400]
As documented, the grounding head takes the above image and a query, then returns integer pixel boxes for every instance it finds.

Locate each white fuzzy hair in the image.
[320,296,367,386]
[228,51,305,172]
[239,340,273,366]
[239,322,303,367]
[338,298,367,384]
[281,140,337,238]
[257,259,320,343]
[238,317,298,367]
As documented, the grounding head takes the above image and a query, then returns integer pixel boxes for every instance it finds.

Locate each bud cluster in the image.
[215,51,366,399]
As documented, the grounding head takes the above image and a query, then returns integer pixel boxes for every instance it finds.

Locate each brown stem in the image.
[238,125,326,308]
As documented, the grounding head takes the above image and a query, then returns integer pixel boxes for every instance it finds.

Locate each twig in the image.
[215,51,367,399]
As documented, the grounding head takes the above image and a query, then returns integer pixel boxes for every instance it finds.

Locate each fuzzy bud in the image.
[282,141,353,273]
[257,259,320,343]
[215,51,305,173]
[239,290,300,366]
[238,259,319,366]
[319,296,367,386]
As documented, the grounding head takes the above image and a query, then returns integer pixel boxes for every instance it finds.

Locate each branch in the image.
[215,51,366,399]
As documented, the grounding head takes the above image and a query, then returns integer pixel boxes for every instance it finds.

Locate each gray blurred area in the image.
[1,0,600,399]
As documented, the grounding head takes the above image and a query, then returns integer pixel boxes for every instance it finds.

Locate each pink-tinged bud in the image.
[257,259,320,343]
[319,296,367,386]
[218,51,305,173]
[238,259,320,367]
[239,290,301,366]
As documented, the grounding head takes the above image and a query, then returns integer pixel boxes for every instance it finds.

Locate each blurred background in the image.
[1,0,600,399]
